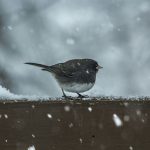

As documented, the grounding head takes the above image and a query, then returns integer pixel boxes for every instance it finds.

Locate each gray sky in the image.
[0,0,150,97]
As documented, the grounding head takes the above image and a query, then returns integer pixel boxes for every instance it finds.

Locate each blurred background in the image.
[0,0,150,97]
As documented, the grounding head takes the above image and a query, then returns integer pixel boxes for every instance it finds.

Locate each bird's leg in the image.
[61,89,73,99]
[62,89,67,98]
[77,93,88,98]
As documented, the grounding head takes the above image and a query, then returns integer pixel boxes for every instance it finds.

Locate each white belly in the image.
[60,82,94,93]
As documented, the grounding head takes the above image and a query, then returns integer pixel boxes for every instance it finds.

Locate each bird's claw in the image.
[77,94,89,99]
[62,95,74,99]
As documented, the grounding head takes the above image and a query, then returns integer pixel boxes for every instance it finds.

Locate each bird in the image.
[25,59,102,98]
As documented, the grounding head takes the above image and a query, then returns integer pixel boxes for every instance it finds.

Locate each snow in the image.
[86,69,89,74]
[66,38,75,45]
[32,134,35,138]
[28,145,35,150]
[57,118,61,122]
[0,85,14,98]
[136,110,142,116]
[88,107,92,112]
[123,102,129,107]
[112,114,123,127]
[32,105,35,109]
[77,62,81,66]
[64,105,71,112]
[129,146,133,150]
[141,119,145,123]
[123,115,130,122]
[0,85,149,101]
[7,26,13,30]
[0,85,50,101]
[47,113,52,119]
[4,114,8,119]
[68,122,74,128]
[79,138,83,144]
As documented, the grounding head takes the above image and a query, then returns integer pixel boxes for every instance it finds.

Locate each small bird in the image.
[25,59,102,98]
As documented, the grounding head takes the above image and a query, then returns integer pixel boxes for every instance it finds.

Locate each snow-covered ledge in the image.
[0,85,149,102]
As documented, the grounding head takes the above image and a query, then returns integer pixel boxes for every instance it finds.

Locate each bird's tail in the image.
[25,62,49,69]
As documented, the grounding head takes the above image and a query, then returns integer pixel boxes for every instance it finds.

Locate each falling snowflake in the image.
[4,114,8,119]
[66,38,75,45]
[88,107,92,112]
[77,62,80,66]
[86,70,89,74]
[57,118,61,122]
[32,105,35,109]
[28,145,36,150]
[129,146,133,150]
[64,105,70,112]
[7,26,13,30]
[141,119,145,123]
[136,110,142,116]
[112,114,123,127]
[47,113,52,119]
[123,115,130,122]
[79,138,83,144]
[32,134,35,138]
[124,102,129,107]
[69,123,74,128]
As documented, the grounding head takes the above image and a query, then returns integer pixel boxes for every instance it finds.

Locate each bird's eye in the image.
[96,64,99,68]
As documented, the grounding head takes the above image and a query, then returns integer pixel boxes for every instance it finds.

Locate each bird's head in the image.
[84,59,103,73]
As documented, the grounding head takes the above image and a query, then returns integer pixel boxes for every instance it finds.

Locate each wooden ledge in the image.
[0,98,150,150]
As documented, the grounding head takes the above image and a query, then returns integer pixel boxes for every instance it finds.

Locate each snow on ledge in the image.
[0,85,15,98]
[0,85,149,101]
[0,85,49,101]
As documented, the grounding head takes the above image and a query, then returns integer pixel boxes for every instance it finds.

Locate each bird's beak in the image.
[96,65,103,70]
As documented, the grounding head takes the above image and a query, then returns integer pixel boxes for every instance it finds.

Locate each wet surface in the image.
[0,99,150,150]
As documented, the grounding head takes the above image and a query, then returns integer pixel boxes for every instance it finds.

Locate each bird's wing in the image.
[43,62,81,78]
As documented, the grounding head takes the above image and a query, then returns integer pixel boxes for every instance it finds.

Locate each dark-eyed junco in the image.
[25,59,102,98]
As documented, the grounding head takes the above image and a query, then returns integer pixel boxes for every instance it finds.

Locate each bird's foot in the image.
[62,89,74,99]
[62,95,74,99]
[77,93,89,99]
